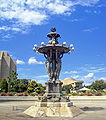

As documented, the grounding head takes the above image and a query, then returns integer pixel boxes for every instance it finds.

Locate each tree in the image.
[90,80,106,91]
[27,81,38,93]
[27,81,45,95]
[7,71,18,92]
[35,83,45,94]
[0,78,8,92]
[62,85,73,94]
[18,79,29,92]
[8,71,18,82]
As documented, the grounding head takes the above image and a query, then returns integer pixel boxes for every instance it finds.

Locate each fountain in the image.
[24,28,83,117]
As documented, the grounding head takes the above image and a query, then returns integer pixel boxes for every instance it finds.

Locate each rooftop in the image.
[61,77,83,86]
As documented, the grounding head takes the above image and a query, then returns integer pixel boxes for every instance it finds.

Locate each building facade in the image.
[61,77,83,89]
[0,51,16,81]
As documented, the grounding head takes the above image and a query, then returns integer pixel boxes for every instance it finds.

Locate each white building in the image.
[61,77,83,89]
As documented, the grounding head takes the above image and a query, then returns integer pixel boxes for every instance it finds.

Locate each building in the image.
[0,51,16,81]
[61,77,83,89]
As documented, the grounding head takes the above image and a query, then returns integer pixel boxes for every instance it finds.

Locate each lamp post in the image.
[33,28,74,102]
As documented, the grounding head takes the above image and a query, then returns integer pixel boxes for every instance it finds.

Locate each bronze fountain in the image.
[24,28,82,118]
[33,28,74,102]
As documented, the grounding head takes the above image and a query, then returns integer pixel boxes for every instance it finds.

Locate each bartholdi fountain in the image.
[24,28,83,117]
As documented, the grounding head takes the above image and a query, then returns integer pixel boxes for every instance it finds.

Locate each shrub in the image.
[23,92,28,96]
[78,93,84,96]
[15,92,28,96]
[0,92,7,96]
[95,92,103,96]
[87,93,93,96]
[68,92,78,96]
[6,92,13,96]
[29,92,38,96]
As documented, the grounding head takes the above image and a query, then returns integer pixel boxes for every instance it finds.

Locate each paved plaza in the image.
[0,98,106,120]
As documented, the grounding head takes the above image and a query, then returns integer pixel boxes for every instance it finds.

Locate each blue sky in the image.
[0,0,106,85]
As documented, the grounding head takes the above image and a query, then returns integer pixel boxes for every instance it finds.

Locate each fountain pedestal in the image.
[44,80,62,101]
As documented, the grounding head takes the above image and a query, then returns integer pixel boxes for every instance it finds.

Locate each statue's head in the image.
[50,28,56,32]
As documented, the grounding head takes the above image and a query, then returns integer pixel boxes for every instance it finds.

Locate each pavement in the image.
[0,100,106,120]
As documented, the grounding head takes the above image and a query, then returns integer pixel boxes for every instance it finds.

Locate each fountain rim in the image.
[37,45,70,54]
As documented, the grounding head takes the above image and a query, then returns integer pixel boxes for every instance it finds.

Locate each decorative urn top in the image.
[47,28,61,45]
[33,28,74,54]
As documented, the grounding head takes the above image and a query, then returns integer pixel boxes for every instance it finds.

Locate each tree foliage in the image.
[62,85,73,94]
[18,79,29,92]
[90,80,106,91]
[0,78,8,92]
[0,71,45,95]
[27,81,45,95]
[7,71,18,92]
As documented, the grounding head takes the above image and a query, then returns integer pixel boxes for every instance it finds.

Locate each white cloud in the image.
[28,57,44,64]
[64,70,78,74]
[0,0,100,27]
[71,75,80,79]
[70,18,83,22]
[0,26,21,32]
[17,68,30,72]
[0,25,29,35]
[2,34,12,39]
[16,59,25,64]
[82,27,98,32]
[100,77,106,82]
[46,2,70,14]
[0,0,47,26]
[79,65,106,73]
[85,10,101,14]
[77,0,100,6]
[84,73,94,79]
[36,75,48,78]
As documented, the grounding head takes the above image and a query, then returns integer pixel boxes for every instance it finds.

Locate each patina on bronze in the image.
[33,28,73,102]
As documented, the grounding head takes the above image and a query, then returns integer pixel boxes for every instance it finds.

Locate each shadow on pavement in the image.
[81,106,104,111]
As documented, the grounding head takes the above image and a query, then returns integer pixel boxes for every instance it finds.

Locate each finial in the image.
[47,28,60,45]
[50,28,56,32]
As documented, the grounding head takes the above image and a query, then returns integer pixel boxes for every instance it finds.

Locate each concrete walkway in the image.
[0,97,106,120]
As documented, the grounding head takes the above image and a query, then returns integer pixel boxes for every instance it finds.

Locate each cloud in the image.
[64,70,78,74]
[82,27,98,32]
[28,57,44,64]
[2,34,12,39]
[17,68,30,72]
[85,10,101,14]
[79,64,106,73]
[0,0,100,27]
[36,75,48,78]
[84,73,94,79]
[0,26,22,32]
[100,77,106,82]
[70,18,83,22]
[77,0,100,6]
[16,59,25,64]
[70,75,80,79]
[46,2,73,14]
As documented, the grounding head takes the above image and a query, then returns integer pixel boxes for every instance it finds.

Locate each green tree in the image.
[90,80,106,91]
[62,85,73,94]
[0,78,8,92]
[7,71,18,92]
[35,83,45,94]
[8,71,18,81]
[18,79,29,92]
[27,81,45,95]
[27,81,38,93]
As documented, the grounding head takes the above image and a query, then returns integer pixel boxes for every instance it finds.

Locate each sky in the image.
[0,0,106,85]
